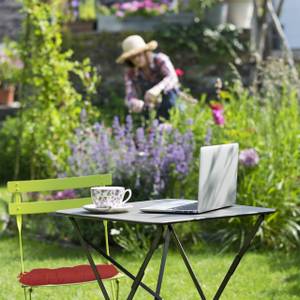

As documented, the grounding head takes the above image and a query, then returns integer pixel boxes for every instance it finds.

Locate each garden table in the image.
[56,199,275,300]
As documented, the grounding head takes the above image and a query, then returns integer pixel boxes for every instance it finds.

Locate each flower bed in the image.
[67,115,194,199]
[97,12,195,32]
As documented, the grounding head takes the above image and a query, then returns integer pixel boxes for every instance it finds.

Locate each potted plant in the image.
[186,0,228,26]
[0,43,22,106]
[204,0,228,27]
[227,0,254,29]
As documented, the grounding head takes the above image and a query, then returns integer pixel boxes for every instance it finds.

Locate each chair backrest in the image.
[8,174,112,273]
[8,174,112,215]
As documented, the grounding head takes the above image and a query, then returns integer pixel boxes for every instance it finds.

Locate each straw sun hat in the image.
[116,35,158,64]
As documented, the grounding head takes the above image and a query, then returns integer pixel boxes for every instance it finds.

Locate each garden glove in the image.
[129,98,144,113]
[144,86,162,108]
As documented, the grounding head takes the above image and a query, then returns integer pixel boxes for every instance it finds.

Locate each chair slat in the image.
[9,197,92,215]
[7,174,112,193]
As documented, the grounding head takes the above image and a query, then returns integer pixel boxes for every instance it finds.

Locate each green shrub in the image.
[0,0,100,182]
[170,80,300,251]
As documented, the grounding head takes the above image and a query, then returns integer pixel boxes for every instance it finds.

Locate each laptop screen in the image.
[197,143,239,212]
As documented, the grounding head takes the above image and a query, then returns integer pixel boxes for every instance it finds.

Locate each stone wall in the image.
[0,0,22,41]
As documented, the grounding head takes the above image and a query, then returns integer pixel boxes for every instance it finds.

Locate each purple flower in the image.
[45,190,77,201]
[64,115,194,198]
[239,148,260,167]
[71,0,79,8]
[158,123,173,133]
[204,127,212,145]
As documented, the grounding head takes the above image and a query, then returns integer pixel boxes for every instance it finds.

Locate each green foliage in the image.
[79,0,97,20]
[157,22,248,65]
[7,0,100,180]
[222,85,299,251]
[0,199,9,236]
[170,78,300,251]
[0,117,31,182]
[0,40,23,87]
[184,0,219,17]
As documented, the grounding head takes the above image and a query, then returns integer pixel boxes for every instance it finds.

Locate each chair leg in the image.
[23,287,33,300]
[116,279,120,300]
[29,288,33,300]
[23,287,27,300]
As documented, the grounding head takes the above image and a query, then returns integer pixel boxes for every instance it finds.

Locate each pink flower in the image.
[210,103,225,126]
[116,10,125,17]
[239,148,259,167]
[175,68,184,77]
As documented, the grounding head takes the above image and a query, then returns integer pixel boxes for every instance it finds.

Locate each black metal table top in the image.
[56,199,275,225]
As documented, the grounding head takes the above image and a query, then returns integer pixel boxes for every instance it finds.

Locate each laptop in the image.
[140,143,239,214]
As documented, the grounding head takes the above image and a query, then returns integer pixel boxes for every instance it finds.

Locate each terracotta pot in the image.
[67,20,96,33]
[0,86,15,106]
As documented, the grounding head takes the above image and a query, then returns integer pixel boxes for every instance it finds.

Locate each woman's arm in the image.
[145,53,179,102]
[124,70,144,113]
[124,70,138,105]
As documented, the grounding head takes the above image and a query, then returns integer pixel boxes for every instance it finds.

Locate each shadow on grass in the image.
[265,251,300,298]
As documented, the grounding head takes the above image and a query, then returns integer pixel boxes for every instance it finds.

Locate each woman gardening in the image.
[116,35,180,120]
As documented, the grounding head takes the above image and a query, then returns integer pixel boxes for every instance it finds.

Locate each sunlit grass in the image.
[0,233,299,300]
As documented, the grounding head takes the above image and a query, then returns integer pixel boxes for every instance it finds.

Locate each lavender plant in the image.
[67,115,194,200]
[63,115,194,251]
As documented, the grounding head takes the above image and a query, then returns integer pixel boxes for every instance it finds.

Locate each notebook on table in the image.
[140,143,239,214]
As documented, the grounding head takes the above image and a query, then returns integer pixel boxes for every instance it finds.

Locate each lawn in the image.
[1,136,294,298]
[0,232,299,299]
[1,187,299,299]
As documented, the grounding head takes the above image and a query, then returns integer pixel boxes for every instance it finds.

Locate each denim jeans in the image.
[156,89,178,120]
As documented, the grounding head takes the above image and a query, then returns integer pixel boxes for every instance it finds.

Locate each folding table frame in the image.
[56,200,275,300]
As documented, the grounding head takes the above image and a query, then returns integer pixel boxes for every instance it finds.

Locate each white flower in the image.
[110,228,121,236]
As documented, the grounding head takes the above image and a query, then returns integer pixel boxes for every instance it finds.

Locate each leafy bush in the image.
[170,79,300,251]
[0,117,31,182]
[0,0,100,182]
[157,22,248,65]
[0,41,23,88]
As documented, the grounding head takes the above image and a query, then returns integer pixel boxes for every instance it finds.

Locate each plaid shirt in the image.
[124,52,179,106]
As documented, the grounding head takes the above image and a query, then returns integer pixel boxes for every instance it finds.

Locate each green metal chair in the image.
[8,174,121,300]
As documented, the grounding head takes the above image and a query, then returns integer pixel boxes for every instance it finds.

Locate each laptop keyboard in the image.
[171,202,198,211]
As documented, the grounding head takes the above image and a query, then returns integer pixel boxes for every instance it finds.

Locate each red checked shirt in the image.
[124,52,179,107]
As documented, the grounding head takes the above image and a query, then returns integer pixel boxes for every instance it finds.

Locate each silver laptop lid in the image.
[198,143,239,212]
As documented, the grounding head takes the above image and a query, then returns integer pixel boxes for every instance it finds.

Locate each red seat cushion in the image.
[19,264,119,287]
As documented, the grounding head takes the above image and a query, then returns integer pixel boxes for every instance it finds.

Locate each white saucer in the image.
[82,204,133,214]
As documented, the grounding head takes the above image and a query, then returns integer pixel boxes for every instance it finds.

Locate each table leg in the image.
[169,225,206,300]
[83,237,163,299]
[70,217,110,300]
[213,214,265,300]
[127,225,164,300]
[155,225,171,299]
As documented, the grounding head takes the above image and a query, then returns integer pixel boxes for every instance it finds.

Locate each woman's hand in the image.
[144,86,162,106]
[129,98,144,113]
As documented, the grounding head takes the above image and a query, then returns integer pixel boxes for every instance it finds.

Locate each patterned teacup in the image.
[90,186,132,208]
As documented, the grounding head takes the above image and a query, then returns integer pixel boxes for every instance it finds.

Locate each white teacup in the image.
[90,186,132,208]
